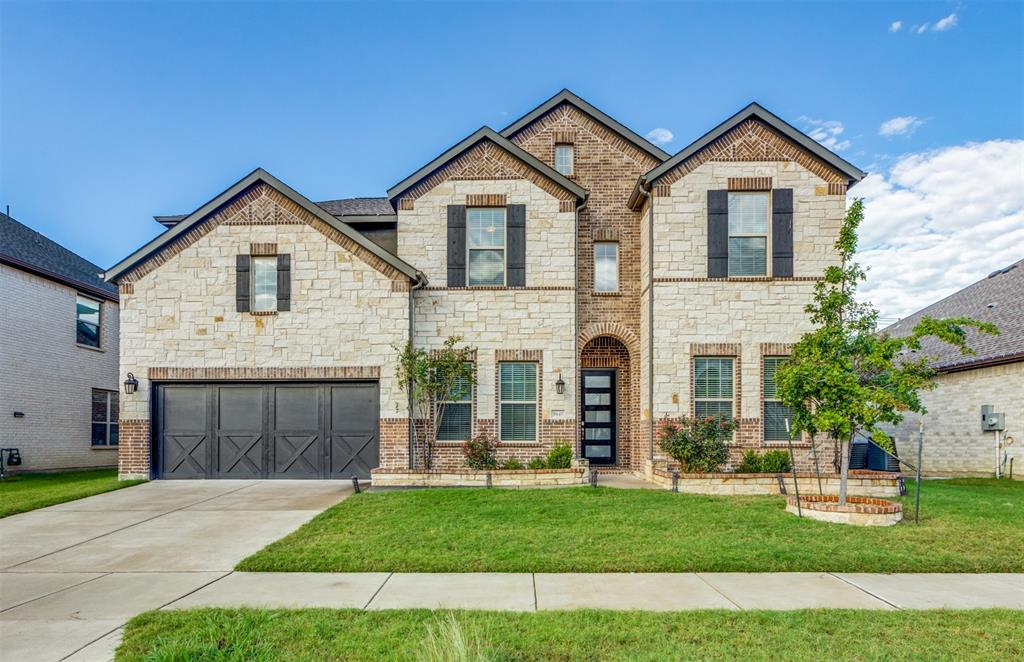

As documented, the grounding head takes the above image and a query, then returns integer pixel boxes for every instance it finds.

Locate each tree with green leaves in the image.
[775,199,997,505]
[396,335,477,469]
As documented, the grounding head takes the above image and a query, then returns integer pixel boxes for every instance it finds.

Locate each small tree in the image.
[776,199,997,504]
[396,336,476,469]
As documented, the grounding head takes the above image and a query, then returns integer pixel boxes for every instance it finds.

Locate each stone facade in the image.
[886,361,1024,477]
[1,264,120,471]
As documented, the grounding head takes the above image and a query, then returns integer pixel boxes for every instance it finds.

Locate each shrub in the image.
[527,457,547,470]
[461,434,497,470]
[735,449,792,473]
[736,449,763,473]
[658,416,736,473]
[499,457,524,470]
[545,441,574,469]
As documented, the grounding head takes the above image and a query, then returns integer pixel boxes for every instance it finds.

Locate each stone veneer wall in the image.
[117,184,410,478]
[885,361,1024,477]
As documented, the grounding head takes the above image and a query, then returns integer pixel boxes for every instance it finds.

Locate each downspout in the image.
[636,181,655,463]
[407,272,428,469]
[574,194,590,460]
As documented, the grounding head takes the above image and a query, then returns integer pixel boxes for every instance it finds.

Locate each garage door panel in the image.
[328,383,379,479]
[214,386,265,478]
[159,386,210,479]
[271,385,322,478]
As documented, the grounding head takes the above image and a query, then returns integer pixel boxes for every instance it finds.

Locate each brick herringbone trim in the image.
[120,183,408,284]
[398,199,414,210]
[655,119,847,187]
[653,276,822,283]
[147,366,381,381]
[396,140,579,206]
[827,182,848,195]
[466,194,507,207]
[728,176,772,191]
[653,185,672,197]
[249,242,277,256]
[495,349,543,362]
[119,282,134,295]
[559,200,576,213]
[579,321,640,356]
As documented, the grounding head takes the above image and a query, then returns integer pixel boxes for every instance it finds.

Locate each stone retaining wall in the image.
[787,494,903,526]
[371,466,588,488]
[645,464,900,497]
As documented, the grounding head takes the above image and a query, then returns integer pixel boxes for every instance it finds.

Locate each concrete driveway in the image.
[0,480,352,661]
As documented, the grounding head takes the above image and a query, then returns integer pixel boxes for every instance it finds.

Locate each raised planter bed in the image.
[371,466,588,488]
[645,463,900,497]
[787,494,903,526]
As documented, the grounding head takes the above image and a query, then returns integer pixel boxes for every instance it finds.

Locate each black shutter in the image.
[276,254,291,311]
[235,254,251,312]
[772,188,794,278]
[707,190,729,278]
[447,205,466,287]
[506,204,526,287]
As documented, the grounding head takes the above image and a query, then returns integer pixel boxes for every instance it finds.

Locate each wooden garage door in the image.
[155,382,379,479]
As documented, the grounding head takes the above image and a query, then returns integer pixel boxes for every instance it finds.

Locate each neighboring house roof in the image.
[1,211,118,301]
[106,168,424,283]
[628,102,867,208]
[386,126,588,204]
[884,259,1024,372]
[499,88,672,162]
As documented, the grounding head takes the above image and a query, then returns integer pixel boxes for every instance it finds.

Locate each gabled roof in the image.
[629,102,867,208]
[500,88,671,162]
[106,168,424,283]
[884,259,1024,372]
[386,126,588,203]
[1,212,118,301]
[317,197,394,217]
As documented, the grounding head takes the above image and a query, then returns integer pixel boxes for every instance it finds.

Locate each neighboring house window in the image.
[91,389,119,446]
[437,363,473,442]
[76,295,101,347]
[763,356,794,441]
[594,242,619,292]
[694,357,733,419]
[554,144,574,176]
[499,362,537,442]
[251,256,278,311]
[728,192,769,276]
[467,207,506,286]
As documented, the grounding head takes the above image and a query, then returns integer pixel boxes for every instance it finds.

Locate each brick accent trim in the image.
[760,342,795,355]
[653,185,672,197]
[790,494,902,514]
[559,200,576,213]
[119,282,134,295]
[552,130,576,144]
[827,182,848,195]
[118,418,151,478]
[249,242,278,256]
[465,194,507,207]
[495,349,544,362]
[654,276,822,283]
[147,366,380,381]
[728,176,772,191]
[422,286,574,292]
[593,228,620,242]
[579,322,640,356]
[690,343,742,356]
[398,199,414,211]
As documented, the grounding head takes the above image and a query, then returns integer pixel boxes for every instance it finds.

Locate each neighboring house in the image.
[105,89,865,480]
[885,261,1023,478]
[1,212,120,472]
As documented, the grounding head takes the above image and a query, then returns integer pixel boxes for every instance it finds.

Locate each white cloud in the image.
[645,127,674,146]
[852,140,1024,321]
[879,115,924,137]
[889,20,902,32]
[933,13,957,31]
[799,116,851,152]
[915,23,929,34]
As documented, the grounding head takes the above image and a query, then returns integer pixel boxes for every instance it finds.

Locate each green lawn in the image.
[117,608,1023,661]
[0,468,144,518]
[237,478,1023,573]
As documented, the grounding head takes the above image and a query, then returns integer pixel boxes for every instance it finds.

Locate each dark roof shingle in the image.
[0,212,117,300]
[315,197,394,217]
[884,259,1024,371]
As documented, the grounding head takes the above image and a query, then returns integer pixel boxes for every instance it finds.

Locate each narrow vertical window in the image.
[594,242,618,292]
[76,295,101,347]
[728,192,769,276]
[467,208,506,286]
[500,362,537,442]
[251,257,278,311]
[437,363,473,441]
[763,357,794,441]
[554,144,574,176]
[91,389,119,446]
[694,357,733,419]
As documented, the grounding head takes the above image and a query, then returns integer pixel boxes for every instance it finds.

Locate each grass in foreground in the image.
[0,468,144,518]
[237,478,1022,573]
[117,608,1023,661]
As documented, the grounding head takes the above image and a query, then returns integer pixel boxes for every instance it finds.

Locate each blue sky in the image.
[2,1,1022,319]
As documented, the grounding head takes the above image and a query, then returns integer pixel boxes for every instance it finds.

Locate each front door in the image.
[581,369,616,465]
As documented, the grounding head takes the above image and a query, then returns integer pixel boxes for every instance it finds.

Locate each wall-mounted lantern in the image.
[555,374,565,395]
[123,372,139,395]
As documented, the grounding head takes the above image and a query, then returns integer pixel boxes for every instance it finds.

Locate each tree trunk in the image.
[838,433,852,506]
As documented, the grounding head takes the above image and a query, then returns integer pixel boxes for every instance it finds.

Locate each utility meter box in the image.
[980,405,1005,432]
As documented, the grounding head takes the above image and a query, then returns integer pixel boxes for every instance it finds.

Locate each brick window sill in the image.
[91,445,118,450]
[249,311,279,317]
[498,441,541,447]
[592,291,622,297]
[762,441,812,448]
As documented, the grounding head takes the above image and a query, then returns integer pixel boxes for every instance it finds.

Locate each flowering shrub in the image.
[658,416,737,473]
[462,434,497,470]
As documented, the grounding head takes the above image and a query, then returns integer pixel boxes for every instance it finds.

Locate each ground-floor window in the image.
[763,356,793,441]
[91,389,119,446]
[694,357,733,419]
[499,362,537,442]
[437,363,473,441]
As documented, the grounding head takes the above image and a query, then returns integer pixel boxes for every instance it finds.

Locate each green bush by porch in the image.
[237,478,1022,573]
[0,468,144,518]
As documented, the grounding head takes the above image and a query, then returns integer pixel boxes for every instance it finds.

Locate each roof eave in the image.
[1,253,118,302]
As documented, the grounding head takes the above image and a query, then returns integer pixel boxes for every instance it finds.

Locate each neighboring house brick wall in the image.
[886,361,1024,477]
[0,264,119,471]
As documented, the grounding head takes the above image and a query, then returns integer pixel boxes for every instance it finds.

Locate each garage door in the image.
[155,382,379,479]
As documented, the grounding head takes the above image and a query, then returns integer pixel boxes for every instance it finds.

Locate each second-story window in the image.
[594,242,618,292]
[76,295,101,347]
[467,207,505,286]
[728,192,769,277]
[554,144,574,176]
[251,257,278,311]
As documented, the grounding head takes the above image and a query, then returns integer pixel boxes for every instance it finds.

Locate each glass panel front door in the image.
[581,369,616,465]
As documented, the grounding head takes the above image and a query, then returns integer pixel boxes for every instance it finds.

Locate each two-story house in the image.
[105,90,864,480]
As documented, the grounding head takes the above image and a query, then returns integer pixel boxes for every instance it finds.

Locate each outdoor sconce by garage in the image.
[123,372,139,395]
[555,374,566,395]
